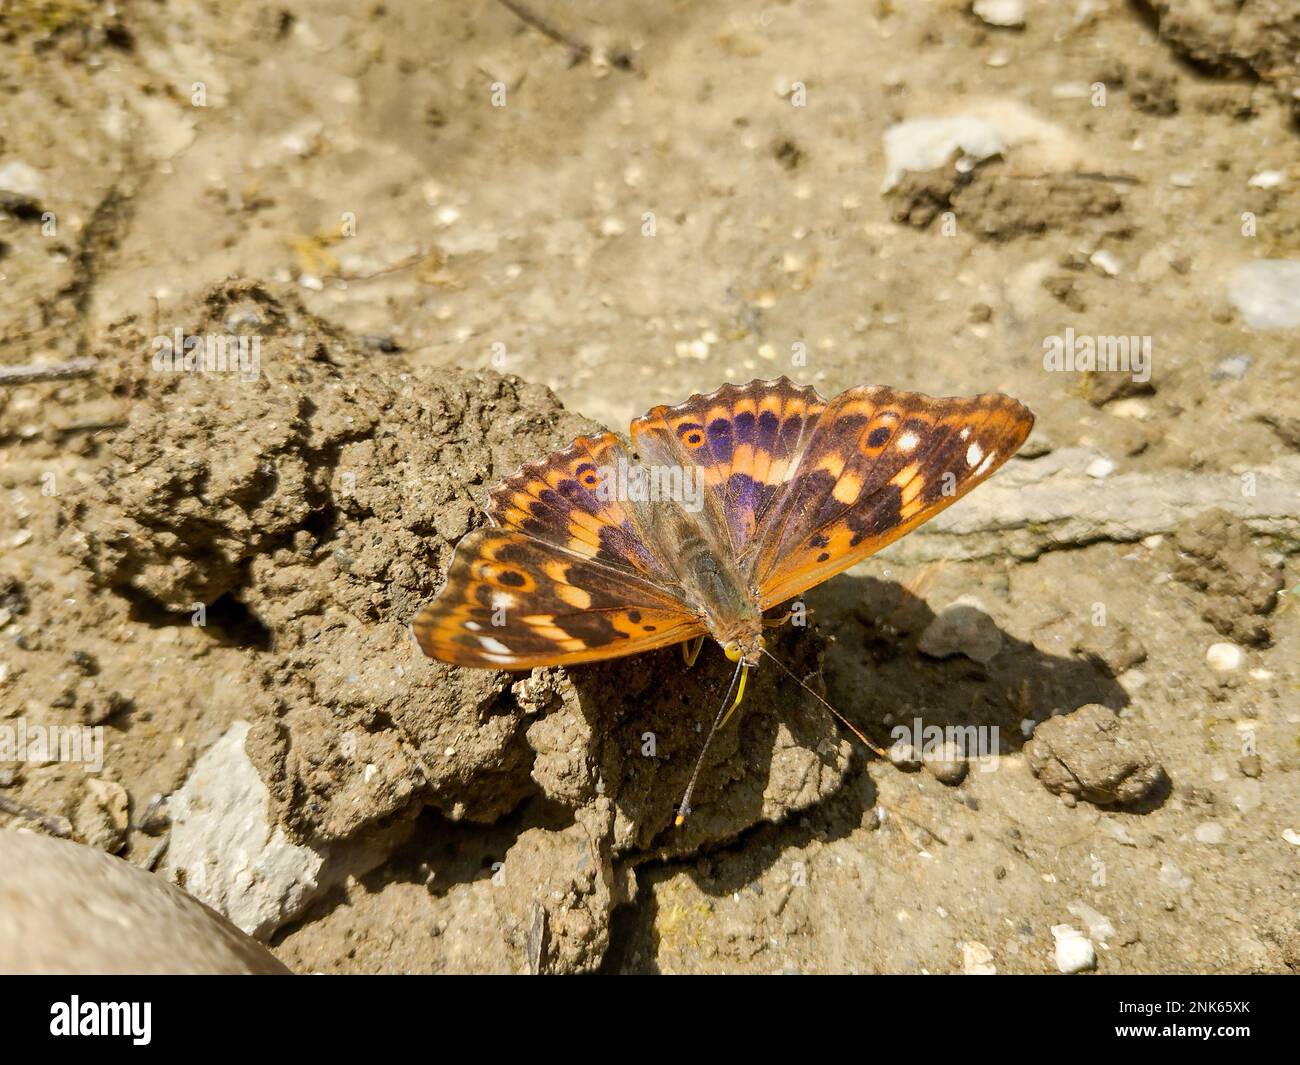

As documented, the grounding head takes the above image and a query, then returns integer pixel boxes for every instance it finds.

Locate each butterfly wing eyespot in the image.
[678,424,707,449]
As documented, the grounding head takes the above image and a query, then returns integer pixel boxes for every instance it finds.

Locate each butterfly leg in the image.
[762,602,813,629]
[680,635,706,668]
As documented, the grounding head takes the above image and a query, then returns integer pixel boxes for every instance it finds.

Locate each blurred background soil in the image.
[1,0,1298,973]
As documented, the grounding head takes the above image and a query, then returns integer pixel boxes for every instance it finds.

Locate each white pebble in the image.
[1206,642,1242,671]
[1109,398,1149,420]
[1282,829,1300,846]
[1085,457,1116,479]
[1247,170,1283,189]
[1211,355,1250,381]
[880,115,1005,192]
[1227,260,1300,329]
[1159,861,1192,890]
[1194,821,1226,845]
[1089,250,1121,276]
[973,0,1026,27]
[961,940,997,975]
[1051,925,1097,974]
[0,160,45,200]
[1051,83,1092,100]
[1067,901,1116,942]
[1231,780,1262,814]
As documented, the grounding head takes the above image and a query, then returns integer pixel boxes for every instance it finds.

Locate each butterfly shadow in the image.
[563,619,860,859]
[600,569,1141,967]
[804,572,1133,763]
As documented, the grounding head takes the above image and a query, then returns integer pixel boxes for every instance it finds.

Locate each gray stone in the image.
[918,598,1003,664]
[0,830,289,974]
[889,447,1300,563]
[161,722,330,941]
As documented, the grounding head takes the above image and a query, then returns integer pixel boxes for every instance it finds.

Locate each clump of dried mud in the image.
[53,280,850,969]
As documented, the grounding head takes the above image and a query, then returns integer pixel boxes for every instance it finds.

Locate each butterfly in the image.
[412,378,1034,820]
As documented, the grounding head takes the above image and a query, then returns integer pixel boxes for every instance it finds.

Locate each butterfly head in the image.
[722,632,764,668]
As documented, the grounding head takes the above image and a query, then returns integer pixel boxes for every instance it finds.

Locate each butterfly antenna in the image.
[674,657,746,828]
[758,647,889,759]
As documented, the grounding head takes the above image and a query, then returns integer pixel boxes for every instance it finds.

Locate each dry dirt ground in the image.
[1,0,1298,974]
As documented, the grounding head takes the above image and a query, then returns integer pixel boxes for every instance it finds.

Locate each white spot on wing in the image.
[479,636,512,654]
[976,450,996,476]
[897,431,919,452]
[490,591,515,611]
[959,426,971,440]
[966,442,983,466]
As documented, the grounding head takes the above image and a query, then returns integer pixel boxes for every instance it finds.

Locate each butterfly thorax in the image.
[675,537,764,665]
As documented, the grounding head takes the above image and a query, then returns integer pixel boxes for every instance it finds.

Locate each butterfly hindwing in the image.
[630,378,828,560]
[410,528,707,669]
[753,387,1034,609]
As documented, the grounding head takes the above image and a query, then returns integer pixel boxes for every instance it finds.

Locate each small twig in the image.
[0,794,73,838]
[56,420,127,437]
[1006,171,1141,186]
[494,0,591,63]
[320,250,431,283]
[0,357,99,386]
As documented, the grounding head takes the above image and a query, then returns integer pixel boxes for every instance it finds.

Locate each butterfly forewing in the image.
[630,378,827,559]
[751,387,1034,609]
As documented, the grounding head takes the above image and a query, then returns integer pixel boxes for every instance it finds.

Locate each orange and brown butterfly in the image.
[411,378,1034,820]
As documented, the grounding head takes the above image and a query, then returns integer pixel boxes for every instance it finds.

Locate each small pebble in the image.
[1067,902,1116,943]
[1194,821,1226,845]
[1206,642,1242,671]
[917,598,1003,664]
[1089,250,1121,277]
[1109,398,1150,420]
[1247,170,1283,189]
[0,159,45,200]
[137,793,171,835]
[1159,861,1192,890]
[1085,457,1116,479]
[1211,355,1250,381]
[1051,925,1097,974]
[1227,260,1300,329]
[1282,829,1300,847]
[961,940,997,975]
[926,741,968,786]
[888,742,922,771]
[1238,755,1261,778]
[1231,780,1262,814]
[973,0,1026,28]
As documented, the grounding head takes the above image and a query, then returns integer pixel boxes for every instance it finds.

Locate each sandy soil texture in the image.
[1,1,1298,974]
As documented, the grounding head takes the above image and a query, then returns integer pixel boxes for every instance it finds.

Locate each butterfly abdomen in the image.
[676,536,762,654]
